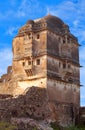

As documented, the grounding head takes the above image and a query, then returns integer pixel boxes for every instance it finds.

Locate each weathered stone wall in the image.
[47,31,59,56]
[0,15,80,127]
[71,44,79,62]
[12,37,26,60]
[0,57,47,96]
[33,31,47,56]
[0,78,47,96]
[79,107,85,125]
[0,87,49,120]
[0,86,76,127]
[13,30,47,61]
[47,56,59,74]
[47,78,80,106]
[1,66,12,82]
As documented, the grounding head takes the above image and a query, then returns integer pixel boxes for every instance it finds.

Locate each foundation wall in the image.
[47,78,80,106]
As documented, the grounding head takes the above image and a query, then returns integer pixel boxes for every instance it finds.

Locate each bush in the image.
[51,122,85,130]
[50,122,60,130]
[64,125,80,130]
[0,121,17,130]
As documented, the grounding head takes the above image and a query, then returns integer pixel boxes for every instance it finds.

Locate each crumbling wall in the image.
[0,86,76,126]
[1,66,12,83]
[0,87,51,121]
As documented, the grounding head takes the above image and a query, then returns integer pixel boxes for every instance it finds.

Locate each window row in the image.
[58,36,72,44]
[22,59,40,66]
[59,62,71,69]
[24,33,40,40]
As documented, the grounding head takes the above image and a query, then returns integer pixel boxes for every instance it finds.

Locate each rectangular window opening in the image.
[28,61,31,65]
[22,62,25,66]
[63,40,66,44]
[37,59,40,65]
[68,64,71,68]
[63,63,66,69]
[37,34,40,39]
[59,62,61,68]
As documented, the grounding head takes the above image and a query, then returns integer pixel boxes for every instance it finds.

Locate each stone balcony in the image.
[63,68,72,73]
[24,65,32,70]
[60,68,73,75]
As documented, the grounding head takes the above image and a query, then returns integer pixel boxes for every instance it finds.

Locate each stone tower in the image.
[12,14,80,105]
[0,14,80,125]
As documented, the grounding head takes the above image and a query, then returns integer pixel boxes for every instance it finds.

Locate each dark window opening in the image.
[63,63,66,69]
[37,104,40,107]
[22,62,25,66]
[28,33,31,36]
[63,40,66,44]
[69,78,73,82]
[37,59,40,65]
[28,61,31,65]
[24,35,28,40]
[29,36,31,39]
[37,34,40,39]
[68,64,71,68]
[59,62,61,68]
[28,33,32,39]
[67,37,69,43]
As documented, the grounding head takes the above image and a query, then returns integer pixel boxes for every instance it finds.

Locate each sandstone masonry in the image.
[0,14,81,126]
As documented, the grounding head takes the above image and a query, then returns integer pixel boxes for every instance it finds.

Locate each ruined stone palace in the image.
[0,14,81,126]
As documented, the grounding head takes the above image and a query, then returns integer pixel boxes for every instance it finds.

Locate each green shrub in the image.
[50,122,85,130]
[0,121,17,130]
[33,127,38,130]
[64,125,79,130]
[50,122,60,130]
[64,125,85,130]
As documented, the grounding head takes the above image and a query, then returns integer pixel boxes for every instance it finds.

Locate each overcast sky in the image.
[0,0,85,106]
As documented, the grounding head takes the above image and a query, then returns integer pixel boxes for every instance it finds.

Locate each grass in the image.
[0,121,85,130]
[51,122,85,130]
[0,121,17,130]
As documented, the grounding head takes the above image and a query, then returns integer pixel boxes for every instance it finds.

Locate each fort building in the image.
[0,14,81,126]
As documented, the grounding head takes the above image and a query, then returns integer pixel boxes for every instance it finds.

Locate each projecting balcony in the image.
[24,65,32,70]
[63,68,72,73]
